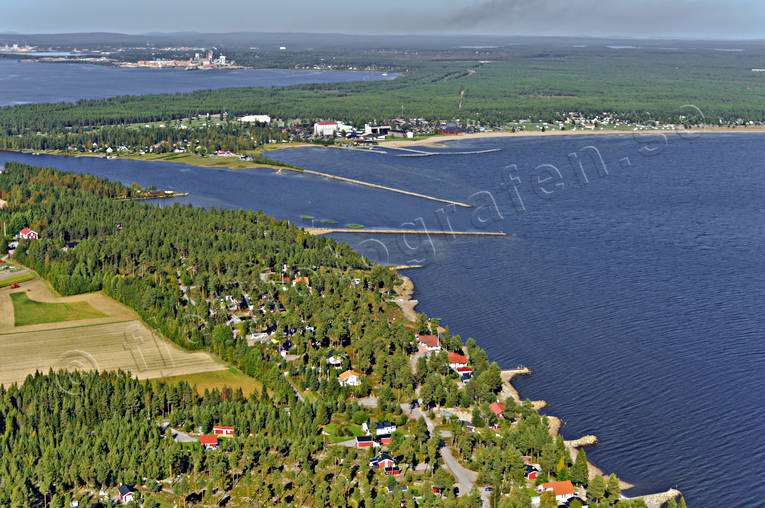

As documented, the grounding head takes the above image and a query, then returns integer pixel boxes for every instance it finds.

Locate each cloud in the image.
[423,0,765,38]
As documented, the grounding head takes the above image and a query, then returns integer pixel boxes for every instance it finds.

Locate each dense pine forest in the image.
[0,163,658,506]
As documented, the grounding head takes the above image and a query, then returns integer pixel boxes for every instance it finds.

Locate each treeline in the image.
[2,48,764,147]
[0,122,287,153]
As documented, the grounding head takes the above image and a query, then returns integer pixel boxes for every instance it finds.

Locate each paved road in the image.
[357,396,378,408]
[402,401,488,506]
[283,371,305,401]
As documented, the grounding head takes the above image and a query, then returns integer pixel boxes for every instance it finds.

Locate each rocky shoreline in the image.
[394,268,681,504]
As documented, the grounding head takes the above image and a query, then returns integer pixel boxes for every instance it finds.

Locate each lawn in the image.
[10,291,106,326]
[154,367,262,396]
[322,422,366,443]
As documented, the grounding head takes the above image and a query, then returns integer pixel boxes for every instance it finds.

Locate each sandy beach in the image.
[380,125,765,149]
[394,273,418,322]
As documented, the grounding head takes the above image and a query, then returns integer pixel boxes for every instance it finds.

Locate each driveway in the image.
[403,401,488,506]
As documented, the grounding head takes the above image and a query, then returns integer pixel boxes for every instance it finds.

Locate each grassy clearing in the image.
[323,421,365,442]
[0,272,35,288]
[11,291,106,326]
[154,367,262,396]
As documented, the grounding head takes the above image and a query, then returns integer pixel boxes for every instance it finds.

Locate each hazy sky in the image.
[2,0,764,38]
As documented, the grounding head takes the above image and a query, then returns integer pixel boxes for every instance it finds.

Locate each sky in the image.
[2,0,765,39]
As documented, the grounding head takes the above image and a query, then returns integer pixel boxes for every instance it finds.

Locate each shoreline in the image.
[379,125,765,149]
[395,268,645,495]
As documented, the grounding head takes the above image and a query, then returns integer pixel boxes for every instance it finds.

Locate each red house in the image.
[448,352,469,369]
[356,436,373,448]
[369,452,395,469]
[384,466,401,475]
[489,401,505,418]
[213,425,234,437]
[118,485,135,503]
[18,228,38,240]
[200,434,219,450]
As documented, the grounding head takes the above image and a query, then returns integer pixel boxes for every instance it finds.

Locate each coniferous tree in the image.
[572,449,589,486]
[607,473,621,503]
[587,474,606,504]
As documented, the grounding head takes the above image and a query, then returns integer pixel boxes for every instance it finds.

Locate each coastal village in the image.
[0,202,684,506]
[32,109,712,161]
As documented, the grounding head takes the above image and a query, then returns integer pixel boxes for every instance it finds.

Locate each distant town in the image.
[17,48,242,69]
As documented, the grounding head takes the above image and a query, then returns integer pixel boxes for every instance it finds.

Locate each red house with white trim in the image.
[369,452,396,469]
[213,425,233,437]
[118,485,135,503]
[356,436,373,448]
[18,228,38,240]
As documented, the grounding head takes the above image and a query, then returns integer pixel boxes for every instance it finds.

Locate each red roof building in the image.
[19,228,38,240]
[537,480,576,503]
[448,352,469,368]
[213,425,233,437]
[489,402,505,418]
[200,435,219,450]
[416,334,441,353]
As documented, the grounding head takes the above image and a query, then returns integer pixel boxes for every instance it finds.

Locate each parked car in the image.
[9,283,19,289]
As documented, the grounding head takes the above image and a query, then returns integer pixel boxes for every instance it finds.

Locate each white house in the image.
[531,481,576,505]
[363,421,397,436]
[448,352,469,370]
[327,350,344,367]
[239,114,271,124]
[415,334,441,353]
[314,121,340,136]
[339,369,361,387]
[313,121,355,137]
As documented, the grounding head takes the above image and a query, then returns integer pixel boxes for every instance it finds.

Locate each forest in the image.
[0,163,668,506]
[2,44,765,154]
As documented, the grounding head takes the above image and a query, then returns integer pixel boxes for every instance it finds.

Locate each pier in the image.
[393,147,503,157]
[304,228,507,236]
[272,166,472,208]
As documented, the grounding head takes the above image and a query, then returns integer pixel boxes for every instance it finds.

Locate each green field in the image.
[10,292,106,326]
[153,367,262,396]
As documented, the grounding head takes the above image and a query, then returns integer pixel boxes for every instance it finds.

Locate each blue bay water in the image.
[2,132,764,505]
[0,59,395,106]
